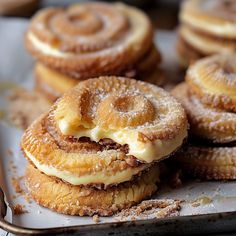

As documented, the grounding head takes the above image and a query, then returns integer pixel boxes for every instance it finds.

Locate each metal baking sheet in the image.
[1,18,236,236]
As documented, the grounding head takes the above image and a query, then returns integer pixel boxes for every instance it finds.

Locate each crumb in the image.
[93,215,100,223]
[115,199,182,221]
[11,176,24,194]
[8,88,51,129]
[169,169,183,188]
[7,149,13,157]
[13,204,28,215]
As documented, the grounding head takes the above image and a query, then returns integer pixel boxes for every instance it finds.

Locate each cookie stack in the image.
[177,0,236,67]
[21,76,188,216]
[25,2,164,102]
[172,54,236,179]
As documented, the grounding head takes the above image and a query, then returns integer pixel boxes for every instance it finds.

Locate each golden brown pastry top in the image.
[180,0,236,38]
[52,76,188,163]
[26,2,155,78]
[186,54,236,112]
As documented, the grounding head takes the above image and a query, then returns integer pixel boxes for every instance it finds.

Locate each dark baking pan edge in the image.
[1,187,236,236]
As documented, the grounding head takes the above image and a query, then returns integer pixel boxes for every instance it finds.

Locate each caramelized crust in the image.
[175,144,236,180]
[26,164,160,216]
[172,83,236,143]
[25,2,159,79]
[186,54,236,112]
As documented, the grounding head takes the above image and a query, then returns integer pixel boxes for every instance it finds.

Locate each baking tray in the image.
[1,18,236,236]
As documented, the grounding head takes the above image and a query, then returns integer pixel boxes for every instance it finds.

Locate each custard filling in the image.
[58,119,187,163]
[25,150,148,186]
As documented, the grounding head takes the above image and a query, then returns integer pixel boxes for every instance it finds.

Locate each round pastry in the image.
[21,76,188,187]
[26,2,156,79]
[34,46,163,103]
[35,63,79,102]
[180,0,236,39]
[186,54,236,113]
[175,144,236,180]
[26,164,160,216]
[172,83,236,143]
[177,0,236,66]
[179,25,236,56]
[176,33,204,67]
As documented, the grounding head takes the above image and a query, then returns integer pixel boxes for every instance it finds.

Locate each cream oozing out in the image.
[58,119,187,163]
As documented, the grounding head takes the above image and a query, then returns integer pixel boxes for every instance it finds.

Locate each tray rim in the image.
[1,184,236,236]
[1,209,236,235]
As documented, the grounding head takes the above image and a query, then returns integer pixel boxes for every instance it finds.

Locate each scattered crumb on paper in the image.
[92,215,100,223]
[115,199,181,221]
[8,88,51,129]
[13,204,28,215]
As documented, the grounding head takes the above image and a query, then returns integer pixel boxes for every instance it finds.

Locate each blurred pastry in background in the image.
[0,0,39,16]
[25,2,164,102]
[172,54,236,180]
[177,0,236,67]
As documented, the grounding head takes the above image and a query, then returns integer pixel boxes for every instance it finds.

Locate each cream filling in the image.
[29,33,69,58]
[59,120,187,163]
[25,150,147,186]
[181,26,235,54]
[181,12,236,38]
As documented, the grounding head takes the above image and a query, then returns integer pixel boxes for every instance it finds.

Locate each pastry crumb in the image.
[13,204,28,215]
[8,88,51,129]
[93,214,100,223]
[7,148,13,156]
[11,176,24,194]
[115,199,182,221]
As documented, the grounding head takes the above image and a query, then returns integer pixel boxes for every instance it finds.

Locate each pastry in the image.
[26,2,163,82]
[21,76,187,215]
[34,46,163,102]
[177,0,236,66]
[172,54,236,180]
[34,63,78,102]
[22,76,187,185]
[186,54,236,113]
[172,83,236,143]
[174,144,236,180]
[26,164,160,216]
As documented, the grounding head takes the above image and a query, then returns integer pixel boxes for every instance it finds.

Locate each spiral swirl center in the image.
[96,94,155,128]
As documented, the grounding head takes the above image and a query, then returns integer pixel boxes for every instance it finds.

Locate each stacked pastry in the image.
[177,0,236,67]
[172,54,236,179]
[21,76,188,216]
[25,2,164,102]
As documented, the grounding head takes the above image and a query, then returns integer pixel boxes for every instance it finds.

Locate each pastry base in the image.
[26,164,160,216]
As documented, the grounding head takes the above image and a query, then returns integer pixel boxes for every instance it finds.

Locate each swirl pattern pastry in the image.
[177,0,236,66]
[172,83,236,143]
[180,0,236,38]
[25,164,160,216]
[34,46,163,103]
[21,76,187,188]
[26,2,155,79]
[186,54,236,112]
[175,144,236,180]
